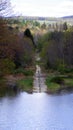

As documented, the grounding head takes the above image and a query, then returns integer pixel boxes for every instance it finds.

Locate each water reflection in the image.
[0,92,73,130]
[0,84,20,97]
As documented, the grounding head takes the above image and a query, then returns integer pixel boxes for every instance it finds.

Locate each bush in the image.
[50,76,64,84]
[14,68,34,76]
[23,70,34,76]
[46,76,61,93]
[17,78,33,92]
[57,62,73,74]
[0,59,15,75]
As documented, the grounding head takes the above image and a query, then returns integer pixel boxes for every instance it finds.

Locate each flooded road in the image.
[33,65,47,93]
[1,52,73,130]
[33,52,47,93]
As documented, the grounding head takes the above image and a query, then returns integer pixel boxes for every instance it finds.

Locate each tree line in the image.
[0,17,34,76]
[38,30,73,73]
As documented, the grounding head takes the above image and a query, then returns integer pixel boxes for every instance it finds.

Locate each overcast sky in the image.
[11,0,73,17]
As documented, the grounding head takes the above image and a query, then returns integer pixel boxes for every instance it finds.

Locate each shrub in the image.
[17,78,33,92]
[0,58,15,75]
[46,76,61,93]
[50,76,64,84]
[14,68,34,76]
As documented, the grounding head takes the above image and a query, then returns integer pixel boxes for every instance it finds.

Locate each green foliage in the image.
[0,18,34,70]
[63,22,68,31]
[33,21,40,27]
[49,76,64,84]
[23,55,32,65]
[37,33,49,51]
[40,31,73,71]
[46,74,73,93]
[64,78,73,86]
[37,40,43,52]
[46,76,60,93]
[0,59,15,75]
[14,68,34,76]
[56,60,73,73]
[23,70,34,76]
[47,83,60,93]
[41,22,46,29]
[0,19,34,77]
[56,60,66,73]
[46,75,63,84]
[17,78,33,92]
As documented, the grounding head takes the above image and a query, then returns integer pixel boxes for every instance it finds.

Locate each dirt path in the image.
[33,65,47,93]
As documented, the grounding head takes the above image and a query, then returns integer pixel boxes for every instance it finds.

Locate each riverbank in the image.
[1,65,73,96]
[0,67,35,96]
[1,73,73,96]
[35,52,73,94]
[0,75,34,97]
[45,72,73,94]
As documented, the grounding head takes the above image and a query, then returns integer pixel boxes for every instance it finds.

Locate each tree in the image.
[33,21,40,27]
[63,22,68,31]
[0,58,15,75]
[24,28,35,47]
[41,22,46,29]
[40,30,73,71]
[0,0,13,17]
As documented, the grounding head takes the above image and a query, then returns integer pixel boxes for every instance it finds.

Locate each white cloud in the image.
[11,0,73,17]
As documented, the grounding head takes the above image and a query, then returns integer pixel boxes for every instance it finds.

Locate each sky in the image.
[11,0,73,17]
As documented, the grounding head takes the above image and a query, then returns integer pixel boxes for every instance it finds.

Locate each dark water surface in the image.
[0,92,73,130]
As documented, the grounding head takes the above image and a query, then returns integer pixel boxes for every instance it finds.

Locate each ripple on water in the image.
[0,92,73,130]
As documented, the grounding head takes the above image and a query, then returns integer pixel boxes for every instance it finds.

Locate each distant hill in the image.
[6,15,73,25]
[7,15,58,21]
[62,15,73,19]
[61,15,73,25]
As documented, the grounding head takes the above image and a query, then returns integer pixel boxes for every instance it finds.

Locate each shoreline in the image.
[1,74,73,96]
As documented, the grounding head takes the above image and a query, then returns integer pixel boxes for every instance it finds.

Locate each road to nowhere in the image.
[33,65,47,93]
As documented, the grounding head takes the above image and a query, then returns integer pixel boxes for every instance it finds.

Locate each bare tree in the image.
[0,0,13,17]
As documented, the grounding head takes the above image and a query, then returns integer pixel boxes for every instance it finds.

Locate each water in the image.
[0,92,73,130]
[33,65,47,93]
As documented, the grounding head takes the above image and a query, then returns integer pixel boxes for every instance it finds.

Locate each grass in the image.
[0,76,33,97]
[17,77,33,93]
[47,83,60,93]
[14,68,34,76]
[0,67,34,96]
[46,73,73,93]
[15,68,34,93]
[64,78,73,86]
[46,76,60,93]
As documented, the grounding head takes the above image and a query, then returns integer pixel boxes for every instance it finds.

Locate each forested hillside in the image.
[1,0,73,94]
[38,31,73,72]
[0,17,34,76]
